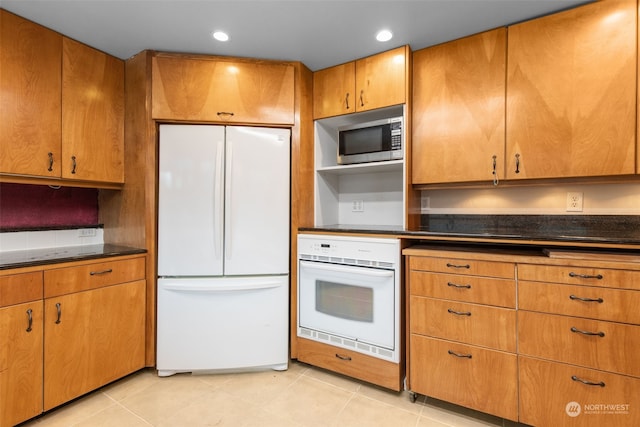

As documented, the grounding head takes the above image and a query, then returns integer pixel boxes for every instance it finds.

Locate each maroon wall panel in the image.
[0,183,98,230]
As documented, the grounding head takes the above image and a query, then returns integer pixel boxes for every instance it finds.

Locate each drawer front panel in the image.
[411,296,516,352]
[519,356,640,427]
[409,257,515,279]
[519,280,640,324]
[518,264,640,290]
[410,335,518,421]
[518,311,640,377]
[44,257,145,297]
[410,270,516,308]
[297,337,402,391]
[0,271,43,307]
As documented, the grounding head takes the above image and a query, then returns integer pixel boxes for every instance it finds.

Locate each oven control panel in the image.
[297,234,399,266]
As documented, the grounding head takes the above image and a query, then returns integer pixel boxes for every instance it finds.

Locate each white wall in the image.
[421,183,640,215]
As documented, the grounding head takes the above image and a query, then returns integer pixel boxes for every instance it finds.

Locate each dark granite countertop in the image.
[301,215,640,248]
[0,244,147,270]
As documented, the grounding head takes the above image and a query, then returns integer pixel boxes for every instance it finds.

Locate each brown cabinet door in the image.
[412,29,506,184]
[62,38,125,183]
[0,10,61,178]
[43,281,145,411]
[355,46,407,112]
[313,62,356,119]
[0,301,43,427]
[152,55,295,125]
[506,0,636,179]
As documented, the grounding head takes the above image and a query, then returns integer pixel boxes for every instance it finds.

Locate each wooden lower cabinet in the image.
[0,301,43,427]
[297,337,403,391]
[43,280,145,410]
[410,335,518,421]
[519,356,640,427]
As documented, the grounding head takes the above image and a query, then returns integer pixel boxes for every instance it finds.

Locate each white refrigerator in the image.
[156,124,290,376]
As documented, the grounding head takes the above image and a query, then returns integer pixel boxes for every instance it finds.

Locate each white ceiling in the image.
[2,0,591,71]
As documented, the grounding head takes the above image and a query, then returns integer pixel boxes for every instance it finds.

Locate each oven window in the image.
[315,280,373,322]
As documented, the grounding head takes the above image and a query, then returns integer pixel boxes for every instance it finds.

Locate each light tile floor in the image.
[20,361,527,427]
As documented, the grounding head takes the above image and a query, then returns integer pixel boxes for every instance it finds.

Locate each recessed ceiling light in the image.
[376,29,393,42]
[212,31,229,42]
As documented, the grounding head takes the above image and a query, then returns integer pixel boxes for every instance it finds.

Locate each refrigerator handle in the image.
[215,140,224,259]
[225,143,233,260]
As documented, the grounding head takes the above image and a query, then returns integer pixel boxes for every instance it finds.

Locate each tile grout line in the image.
[100,390,155,426]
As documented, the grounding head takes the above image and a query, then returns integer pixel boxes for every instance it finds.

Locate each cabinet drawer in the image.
[297,337,402,391]
[519,356,640,427]
[410,296,516,352]
[44,257,145,297]
[0,271,43,307]
[518,264,640,290]
[409,256,514,279]
[410,270,515,308]
[410,335,518,421]
[518,311,640,377]
[519,280,640,324]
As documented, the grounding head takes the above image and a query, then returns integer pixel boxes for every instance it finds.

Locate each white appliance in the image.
[157,124,290,376]
[297,234,401,363]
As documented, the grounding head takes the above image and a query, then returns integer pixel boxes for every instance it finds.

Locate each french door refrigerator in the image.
[156,124,290,376]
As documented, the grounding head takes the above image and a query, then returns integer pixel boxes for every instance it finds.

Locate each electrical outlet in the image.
[566,192,583,212]
[420,195,430,213]
[352,200,364,212]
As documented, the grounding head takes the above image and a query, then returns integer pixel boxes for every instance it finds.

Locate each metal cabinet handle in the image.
[569,272,603,280]
[570,326,605,337]
[448,350,472,359]
[446,263,470,269]
[335,353,352,361]
[569,295,603,303]
[345,93,350,110]
[448,308,472,316]
[55,303,62,324]
[26,308,33,332]
[514,153,520,174]
[47,152,54,172]
[447,282,471,289]
[359,90,364,107]
[71,156,77,174]
[492,155,499,186]
[90,268,113,276]
[571,375,605,387]
[216,111,234,117]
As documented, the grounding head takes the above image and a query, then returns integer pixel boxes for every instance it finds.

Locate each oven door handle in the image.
[300,260,394,278]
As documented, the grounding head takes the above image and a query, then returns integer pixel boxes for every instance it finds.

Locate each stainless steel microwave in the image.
[337,116,403,165]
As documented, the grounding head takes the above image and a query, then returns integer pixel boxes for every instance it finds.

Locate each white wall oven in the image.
[297,234,401,363]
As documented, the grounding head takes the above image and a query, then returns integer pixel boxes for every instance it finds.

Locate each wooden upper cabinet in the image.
[0,10,61,178]
[412,29,506,185]
[506,0,637,180]
[62,38,125,183]
[152,55,295,125]
[313,45,408,119]
[313,62,356,118]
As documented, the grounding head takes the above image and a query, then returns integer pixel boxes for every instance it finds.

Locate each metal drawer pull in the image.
[570,326,605,337]
[335,353,352,361]
[447,282,471,289]
[71,156,77,174]
[216,111,234,116]
[26,308,33,332]
[345,93,350,110]
[55,303,62,324]
[47,152,54,171]
[359,90,364,107]
[569,272,603,280]
[571,375,605,387]
[514,153,520,174]
[569,295,603,303]
[446,263,470,269]
[448,350,472,359]
[448,308,471,316]
[90,268,113,276]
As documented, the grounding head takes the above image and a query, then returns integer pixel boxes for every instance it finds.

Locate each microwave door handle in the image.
[300,260,394,278]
